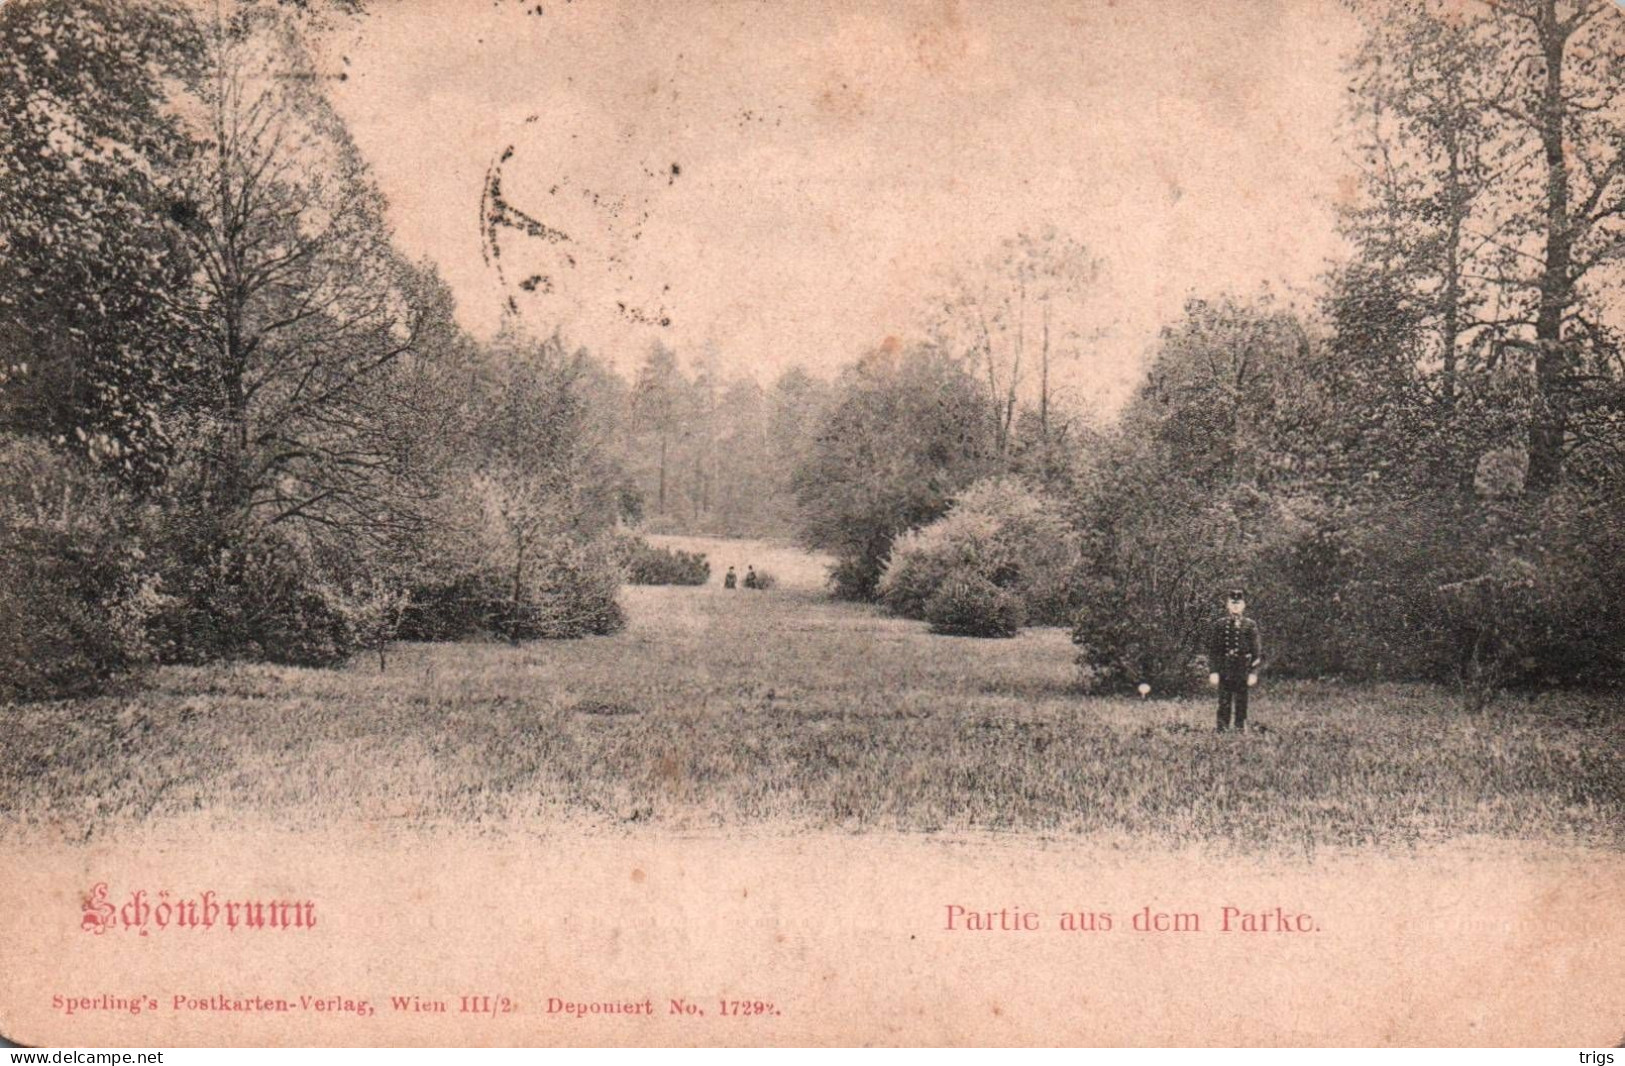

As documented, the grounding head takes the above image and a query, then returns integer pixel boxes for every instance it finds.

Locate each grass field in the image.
[3,537,1623,853]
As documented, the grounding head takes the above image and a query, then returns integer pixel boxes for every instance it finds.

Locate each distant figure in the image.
[743,565,759,590]
[1208,587,1262,733]
[724,566,737,589]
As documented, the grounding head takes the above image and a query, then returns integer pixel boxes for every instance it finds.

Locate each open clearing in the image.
[4,541,1623,853]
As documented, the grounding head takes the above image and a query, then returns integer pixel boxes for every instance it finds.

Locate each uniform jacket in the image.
[1207,615,1262,682]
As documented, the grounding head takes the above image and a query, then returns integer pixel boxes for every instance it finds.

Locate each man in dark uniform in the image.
[724,566,737,589]
[1207,588,1262,732]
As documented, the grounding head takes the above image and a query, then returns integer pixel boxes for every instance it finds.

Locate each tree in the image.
[1342,1,1502,407]
[1333,0,1513,497]
[1069,296,1329,690]
[929,228,1103,458]
[1474,0,1625,491]
[1341,0,1625,494]
[765,365,831,535]
[0,0,205,489]
[466,326,598,607]
[170,5,447,553]
[630,341,689,517]
[687,345,719,519]
[406,323,626,642]
[710,375,773,535]
[793,344,996,598]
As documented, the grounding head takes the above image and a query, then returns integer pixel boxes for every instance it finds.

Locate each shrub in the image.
[1410,488,1625,699]
[624,540,710,586]
[879,477,1080,627]
[825,557,879,600]
[512,537,627,639]
[397,571,498,642]
[149,544,359,668]
[0,438,161,701]
[876,526,962,618]
[1515,488,1625,687]
[1067,478,1259,695]
[399,537,626,642]
[751,569,778,591]
[332,576,412,670]
[924,569,1025,638]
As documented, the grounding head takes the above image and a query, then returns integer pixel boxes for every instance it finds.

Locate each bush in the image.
[751,569,778,591]
[1067,476,1261,695]
[879,477,1080,627]
[1409,488,1625,699]
[624,540,710,586]
[825,557,879,600]
[0,438,161,701]
[149,544,359,668]
[924,569,1025,638]
[399,537,626,642]
[332,576,412,670]
[397,571,499,642]
[511,537,627,639]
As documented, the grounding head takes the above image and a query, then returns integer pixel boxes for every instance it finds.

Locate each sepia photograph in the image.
[1,0,1623,1048]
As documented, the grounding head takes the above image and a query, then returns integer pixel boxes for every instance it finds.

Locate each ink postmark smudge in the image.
[478,139,676,328]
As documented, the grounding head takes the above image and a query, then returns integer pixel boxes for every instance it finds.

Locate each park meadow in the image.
[6,537,1622,855]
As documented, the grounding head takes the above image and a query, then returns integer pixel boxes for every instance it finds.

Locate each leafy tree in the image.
[1477,0,1625,491]
[1069,296,1328,691]
[0,0,205,488]
[709,375,773,535]
[764,365,831,535]
[1341,0,1625,494]
[793,343,996,599]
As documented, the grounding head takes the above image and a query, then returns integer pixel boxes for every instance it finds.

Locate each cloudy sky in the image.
[326,0,1362,408]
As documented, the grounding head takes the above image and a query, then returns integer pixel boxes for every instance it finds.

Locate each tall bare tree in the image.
[173,4,446,548]
[929,228,1103,457]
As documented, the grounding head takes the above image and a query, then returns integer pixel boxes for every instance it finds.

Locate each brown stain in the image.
[1149,151,1184,207]
[813,73,868,122]
[880,334,901,354]
[655,751,684,792]
[630,867,645,883]
[913,0,969,74]
[1335,172,1360,208]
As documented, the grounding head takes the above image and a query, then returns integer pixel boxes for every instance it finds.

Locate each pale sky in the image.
[325,0,1362,409]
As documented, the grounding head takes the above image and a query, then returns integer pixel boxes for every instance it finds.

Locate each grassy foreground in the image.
[3,542,1623,852]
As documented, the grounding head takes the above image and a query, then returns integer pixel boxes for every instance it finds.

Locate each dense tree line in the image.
[0,0,630,698]
[791,0,1625,703]
[624,342,829,537]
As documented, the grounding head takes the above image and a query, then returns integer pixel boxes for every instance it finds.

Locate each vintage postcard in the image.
[2,0,1623,1048]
